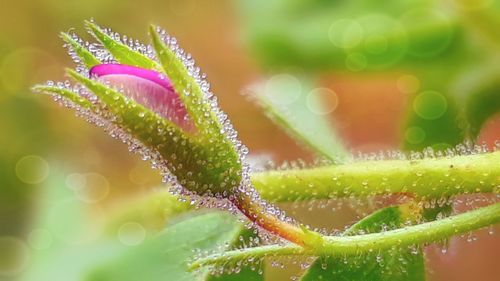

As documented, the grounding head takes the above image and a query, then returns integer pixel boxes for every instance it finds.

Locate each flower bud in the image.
[33,22,245,199]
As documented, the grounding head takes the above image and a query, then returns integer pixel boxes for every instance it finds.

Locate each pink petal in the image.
[89,64,192,131]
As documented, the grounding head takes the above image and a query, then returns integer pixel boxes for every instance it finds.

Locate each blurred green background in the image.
[0,0,499,280]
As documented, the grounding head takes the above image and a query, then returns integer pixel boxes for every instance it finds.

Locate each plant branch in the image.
[190,202,500,270]
[251,151,500,202]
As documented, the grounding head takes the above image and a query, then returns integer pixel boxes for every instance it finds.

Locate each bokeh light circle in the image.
[65,173,86,190]
[345,52,367,71]
[118,222,146,246]
[0,236,30,276]
[306,88,338,115]
[28,228,53,250]
[405,126,426,144]
[358,14,407,69]
[67,173,110,203]
[265,74,302,105]
[329,19,364,49]
[15,155,50,184]
[413,91,448,120]
[397,75,420,94]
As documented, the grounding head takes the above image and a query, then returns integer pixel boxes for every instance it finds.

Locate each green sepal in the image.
[60,32,101,68]
[149,24,243,191]
[32,84,94,109]
[149,25,222,136]
[85,20,158,69]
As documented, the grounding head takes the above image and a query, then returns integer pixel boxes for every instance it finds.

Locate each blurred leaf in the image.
[86,211,248,281]
[239,0,457,70]
[241,0,471,154]
[0,97,55,236]
[24,172,254,281]
[209,227,264,281]
[465,77,500,138]
[23,241,126,281]
[253,75,348,162]
[300,204,425,281]
[104,191,191,235]
[209,268,262,281]
[402,91,464,151]
[21,169,122,281]
[399,47,472,152]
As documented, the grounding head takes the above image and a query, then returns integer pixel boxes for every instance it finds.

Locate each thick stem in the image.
[190,203,500,270]
[252,151,500,202]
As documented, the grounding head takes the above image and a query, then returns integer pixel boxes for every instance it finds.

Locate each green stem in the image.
[190,203,500,270]
[251,151,500,202]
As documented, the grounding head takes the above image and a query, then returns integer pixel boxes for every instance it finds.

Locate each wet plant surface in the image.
[1,1,500,281]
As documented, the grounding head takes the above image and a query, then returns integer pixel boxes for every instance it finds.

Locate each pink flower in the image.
[89,64,192,131]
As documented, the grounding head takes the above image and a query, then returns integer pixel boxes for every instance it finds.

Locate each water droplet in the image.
[413,91,448,120]
[329,19,364,48]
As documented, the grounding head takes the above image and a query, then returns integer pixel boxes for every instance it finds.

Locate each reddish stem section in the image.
[231,190,307,246]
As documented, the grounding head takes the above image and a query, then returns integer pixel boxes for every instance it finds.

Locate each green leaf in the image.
[86,212,245,281]
[254,75,348,162]
[60,32,101,68]
[85,20,157,69]
[22,172,255,281]
[208,227,264,281]
[300,205,425,281]
[104,190,192,235]
[209,268,262,281]
[21,170,128,281]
